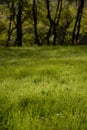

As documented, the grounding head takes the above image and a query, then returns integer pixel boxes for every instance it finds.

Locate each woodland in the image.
[0,0,87,47]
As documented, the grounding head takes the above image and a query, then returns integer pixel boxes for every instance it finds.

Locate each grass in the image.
[0,46,87,130]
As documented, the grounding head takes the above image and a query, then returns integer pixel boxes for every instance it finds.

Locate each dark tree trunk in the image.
[75,1,84,43]
[32,0,41,46]
[72,0,84,44]
[52,23,57,45]
[45,0,63,45]
[6,16,12,46]
[46,23,52,45]
[52,0,62,45]
[15,0,23,46]
[46,0,53,45]
[6,0,15,46]
[52,0,63,45]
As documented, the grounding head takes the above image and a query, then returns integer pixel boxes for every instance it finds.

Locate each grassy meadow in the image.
[0,46,87,130]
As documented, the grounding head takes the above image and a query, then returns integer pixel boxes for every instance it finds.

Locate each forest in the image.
[0,0,87,47]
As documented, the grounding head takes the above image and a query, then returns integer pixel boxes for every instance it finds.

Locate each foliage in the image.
[0,0,87,46]
[0,19,6,33]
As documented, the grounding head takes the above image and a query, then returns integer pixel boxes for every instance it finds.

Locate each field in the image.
[0,46,87,130]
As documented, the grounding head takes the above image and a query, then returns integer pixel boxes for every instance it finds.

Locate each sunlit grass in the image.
[0,46,87,130]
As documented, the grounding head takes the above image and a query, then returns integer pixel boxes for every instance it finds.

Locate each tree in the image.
[52,0,63,45]
[0,0,86,46]
[45,0,52,45]
[45,0,63,45]
[32,0,41,46]
[6,0,23,47]
[72,0,85,44]
[15,0,23,46]
[6,0,16,46]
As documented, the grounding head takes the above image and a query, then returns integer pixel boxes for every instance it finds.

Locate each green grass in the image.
[0,46,87,130]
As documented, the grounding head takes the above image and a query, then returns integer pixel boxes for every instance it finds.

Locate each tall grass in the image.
[0,46,87,130]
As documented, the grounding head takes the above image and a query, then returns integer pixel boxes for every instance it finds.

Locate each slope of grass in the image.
[0,46,87,130]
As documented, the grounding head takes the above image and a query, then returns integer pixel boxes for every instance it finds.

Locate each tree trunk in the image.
[72,0,84,44]
[45,0,53,45]
[15,0,22,46]
[6,0,15,46]
[32,0,41,46]
[52,0,63,45]
[6,16,12,46]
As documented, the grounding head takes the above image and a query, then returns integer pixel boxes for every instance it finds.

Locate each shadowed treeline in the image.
[0,0,87,46]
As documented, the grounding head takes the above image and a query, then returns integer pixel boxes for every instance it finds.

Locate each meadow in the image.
[0,46,87,130]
